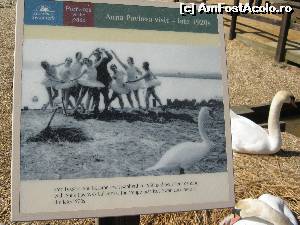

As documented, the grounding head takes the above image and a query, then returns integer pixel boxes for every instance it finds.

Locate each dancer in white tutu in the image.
[74,58,105,112]
[40,61,64,108]
[135,61,163,110]
[111,50,144,109]
[56,57,77,110]
[71,52,84,78]
[107,64,131,109]
[69,52,84,103]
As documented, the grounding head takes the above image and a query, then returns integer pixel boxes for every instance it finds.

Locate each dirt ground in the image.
[0,1,299,225]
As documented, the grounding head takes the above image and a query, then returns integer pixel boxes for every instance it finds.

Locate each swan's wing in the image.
[176,142,210,167]
[258,194,283,211]
[283,204,298,225]
[231,114,269,153]
[258,194,298,225]
[233,218,273,225]
[149,142,209,170]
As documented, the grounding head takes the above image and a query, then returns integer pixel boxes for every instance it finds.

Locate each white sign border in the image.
[11,0,234,221]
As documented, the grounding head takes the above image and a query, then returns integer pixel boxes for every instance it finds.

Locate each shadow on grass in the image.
[275,149,300,157]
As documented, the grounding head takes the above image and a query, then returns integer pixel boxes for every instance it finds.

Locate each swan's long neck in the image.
[198,113,210,143]
[267,96,283,151]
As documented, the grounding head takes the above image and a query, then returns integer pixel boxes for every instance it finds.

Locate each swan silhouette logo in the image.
[38,5,54,15]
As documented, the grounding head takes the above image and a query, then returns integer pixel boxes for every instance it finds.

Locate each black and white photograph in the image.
[20,40,227,180]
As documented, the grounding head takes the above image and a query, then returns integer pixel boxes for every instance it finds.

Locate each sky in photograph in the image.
[22,39,223,76]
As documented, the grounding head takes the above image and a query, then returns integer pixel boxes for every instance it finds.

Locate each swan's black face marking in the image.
[290,96,295,102]
[232,208,241,216]
[290,95,298,108]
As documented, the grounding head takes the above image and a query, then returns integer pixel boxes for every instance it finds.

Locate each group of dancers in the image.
[40,48,163,114]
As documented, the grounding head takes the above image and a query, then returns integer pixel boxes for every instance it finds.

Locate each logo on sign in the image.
[32,4,56,22]
[24,0,63,25]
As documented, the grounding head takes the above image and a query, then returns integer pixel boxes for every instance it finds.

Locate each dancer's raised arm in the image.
[88,52,94,59]
[111,50,128,70]
[135,66,142,75]
[93,56,105,68]
[104,49,113,62]
[127,73,147,83]
[152,73,158,79]
[98,49,113,64]
[88,49,99,59]
[53,62,65,67]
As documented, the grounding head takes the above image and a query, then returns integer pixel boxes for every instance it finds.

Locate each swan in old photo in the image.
[231,90,297,154]
[145,106,214,174]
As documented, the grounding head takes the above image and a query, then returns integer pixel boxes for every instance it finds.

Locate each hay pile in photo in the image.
[0,1,299,225]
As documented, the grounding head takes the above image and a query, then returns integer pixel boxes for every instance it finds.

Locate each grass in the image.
[20,104,226,180]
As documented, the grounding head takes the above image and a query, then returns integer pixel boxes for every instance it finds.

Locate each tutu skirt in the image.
[55,80,78,90]
[41,79,61,88]
[78,80,105,88]
[111,81,130,94]
[126,79,145,91]
[146,79,161,88]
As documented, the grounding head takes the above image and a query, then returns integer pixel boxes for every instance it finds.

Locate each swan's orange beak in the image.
[230,208,241,224]
[230,215,241,225]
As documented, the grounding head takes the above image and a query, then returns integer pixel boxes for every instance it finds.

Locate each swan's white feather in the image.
[221,194,298,225]
[228,218,273,225]
[146,141,210,171]
[220,215,273,225]
[258,194,298,225]
[230,110,271,154]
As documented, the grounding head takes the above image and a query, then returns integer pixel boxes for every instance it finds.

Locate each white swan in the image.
[145,106,213,174]
[231,90,297,154]
[220,194,298,225]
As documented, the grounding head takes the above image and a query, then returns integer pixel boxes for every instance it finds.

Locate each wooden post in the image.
[229,0,240,40]
[275,12,291,62]
[95,216,140,225]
